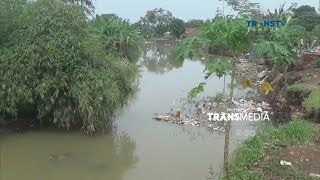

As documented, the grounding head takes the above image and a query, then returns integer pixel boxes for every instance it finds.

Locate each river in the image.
[0,44,259,180]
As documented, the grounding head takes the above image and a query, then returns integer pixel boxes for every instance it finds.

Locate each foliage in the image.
[169,18,186,38]
[219,0,263,18]
[266,3,296,19]
[223,119,317,179]
[61,0,94,14]
[0,0,29,47]
[178,17,252,99]
[312,25,320,47]
[0,0,137,133]
[254,17,299,65]
[286,83,315,93]
[204,58,233,78]
[187,82,206,101]
[91,14,142,61]
[135,8,174,37]
[291,5,320,31]
[302,90,320,111]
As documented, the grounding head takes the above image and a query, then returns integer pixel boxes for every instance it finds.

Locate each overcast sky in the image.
[94,0,319,22]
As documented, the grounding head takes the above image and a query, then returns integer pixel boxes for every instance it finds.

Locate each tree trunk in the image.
[223,63,236,178]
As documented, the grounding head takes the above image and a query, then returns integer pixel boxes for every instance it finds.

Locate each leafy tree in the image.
[91,14,143,61]
[178,17,252,175]
[178,14,298,177]
[291,5,320,31]
[169,18,186,38]
[313,25,320,45]
[0,0,28,47]
[266,3,296,19]
[0,0,137,133]
[219,0,263,18]
[136,8,174,37]
[61,0,94,14]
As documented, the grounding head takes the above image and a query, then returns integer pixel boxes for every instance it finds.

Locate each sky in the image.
[94,0,319,22]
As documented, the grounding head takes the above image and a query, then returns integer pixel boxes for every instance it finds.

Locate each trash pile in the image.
[153,97,273,132]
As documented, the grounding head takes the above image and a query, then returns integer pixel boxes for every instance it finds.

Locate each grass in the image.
[286,83,316,93]
[265,158,312,180]
[302,90,320,111]
[221,119,317,179]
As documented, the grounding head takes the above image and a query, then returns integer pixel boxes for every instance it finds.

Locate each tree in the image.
[61,0,94,14]
[0,0,29,47]
[291,5,320,31]
[219,0,263,18]
[136,8,174,37]
[178,17,252,176]
[178,14,297,177]
[169,18,186,38]
[91,14,143,61]
[0,0,137,133]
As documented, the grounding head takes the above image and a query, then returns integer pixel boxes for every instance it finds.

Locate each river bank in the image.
[221,52,320,179]
[222,119,320,179]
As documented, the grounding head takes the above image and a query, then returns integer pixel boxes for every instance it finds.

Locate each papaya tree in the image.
[178,17,253,176]
[177,16,298,177]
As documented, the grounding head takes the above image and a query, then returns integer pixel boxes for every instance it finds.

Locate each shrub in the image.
[0,0,137,133]
[90,14,143,61]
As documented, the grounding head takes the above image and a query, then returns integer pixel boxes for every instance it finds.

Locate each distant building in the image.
[181,28,199,38]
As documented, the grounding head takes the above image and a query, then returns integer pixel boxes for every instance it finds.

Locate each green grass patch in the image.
[302,90,320,111]
[286,83,316,93]
[221,119,317,179]
[265,158,312,180]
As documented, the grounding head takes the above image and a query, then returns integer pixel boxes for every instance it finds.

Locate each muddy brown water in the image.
[0,45,260,180]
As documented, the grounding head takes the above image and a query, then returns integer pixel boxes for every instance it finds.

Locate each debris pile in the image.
[153,97,273,131]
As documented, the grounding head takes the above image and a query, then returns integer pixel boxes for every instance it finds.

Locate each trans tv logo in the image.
[247,20,287,27]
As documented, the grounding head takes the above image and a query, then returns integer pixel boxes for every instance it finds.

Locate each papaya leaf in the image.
[204,58,233,79]
[187,82,206,101]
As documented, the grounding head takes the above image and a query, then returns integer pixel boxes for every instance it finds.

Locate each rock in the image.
[257,70,268,79]
[280,160,292,166]
[174,110,181,118]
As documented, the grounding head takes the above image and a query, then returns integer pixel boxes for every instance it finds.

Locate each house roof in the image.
[182,28,199,37]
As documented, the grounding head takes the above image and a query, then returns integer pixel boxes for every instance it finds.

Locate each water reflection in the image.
[0,130,138,180]
[139,44,183,74]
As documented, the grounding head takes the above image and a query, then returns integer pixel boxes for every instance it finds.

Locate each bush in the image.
[90,14,142,61]
[0,0,137,133]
